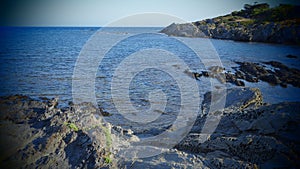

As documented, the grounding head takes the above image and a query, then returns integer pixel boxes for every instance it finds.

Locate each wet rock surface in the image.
[194,61,300,88]
[238,61,300,87]
[1,88,300,168]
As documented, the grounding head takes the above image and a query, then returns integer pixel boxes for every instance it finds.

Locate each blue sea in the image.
[1,27,300,131]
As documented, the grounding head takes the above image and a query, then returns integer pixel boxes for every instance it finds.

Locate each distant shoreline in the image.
[160,3,300,45]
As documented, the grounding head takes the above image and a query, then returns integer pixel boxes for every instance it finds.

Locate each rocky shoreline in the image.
[193,60,300,88]
[1,86,300,168]
[160,3,300,44]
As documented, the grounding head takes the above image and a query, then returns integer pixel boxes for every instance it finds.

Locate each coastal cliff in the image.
[161,3,300,44]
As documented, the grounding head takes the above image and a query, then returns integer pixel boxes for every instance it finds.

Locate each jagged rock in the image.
[177,98,300,168]
[1,92,300,168]
[264,61,288,70]
[260,74,281,85]
[0,95,113,168]
[265,61,300,87]
[244,74,259,82]
[238,62,268,77]
[236,61,300,88]
[225,73,245,86]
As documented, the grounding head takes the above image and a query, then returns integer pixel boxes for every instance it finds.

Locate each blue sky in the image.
[1,0,300,26]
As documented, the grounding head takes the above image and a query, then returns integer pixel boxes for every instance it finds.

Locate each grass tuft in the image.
[64,122,79,132]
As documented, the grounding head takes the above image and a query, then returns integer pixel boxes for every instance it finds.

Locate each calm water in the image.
[1,27,300,133]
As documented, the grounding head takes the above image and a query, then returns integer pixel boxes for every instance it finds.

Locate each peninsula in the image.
[161,3,300,44]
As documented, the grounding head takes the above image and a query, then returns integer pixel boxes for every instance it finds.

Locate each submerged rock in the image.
[286,54,298,58]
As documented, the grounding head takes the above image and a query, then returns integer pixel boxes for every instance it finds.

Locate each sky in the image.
[1,0,300,27]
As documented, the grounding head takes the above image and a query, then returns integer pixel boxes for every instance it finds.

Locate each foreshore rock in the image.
[0,95,115,168]
[177,95,300,168]
[1,88,299,168]
[194,61,300,88]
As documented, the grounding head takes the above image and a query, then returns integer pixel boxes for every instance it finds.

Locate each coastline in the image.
[160,3,300,45]
[1,86,300,168]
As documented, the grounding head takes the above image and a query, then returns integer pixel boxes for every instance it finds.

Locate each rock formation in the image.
[161,4,300,44]
[193,61,300,88]
[0,87,299,168]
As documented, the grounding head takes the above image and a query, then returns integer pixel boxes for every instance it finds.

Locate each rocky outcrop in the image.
[194,61,300,88]
[0,95,114,168]
[1,88,299,168]
[161,20,300,44]
[236,61,300,87]
[159,23,205,38]
[160,4,300,44]
[177,98,300,168]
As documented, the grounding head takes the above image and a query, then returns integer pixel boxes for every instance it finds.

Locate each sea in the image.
[1,27,300,134]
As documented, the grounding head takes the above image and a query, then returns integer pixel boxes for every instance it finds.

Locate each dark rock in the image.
[265,61,300,87]
[202,71,210,77]
[99,107,112,116]
[225,73,237,82]
[286,54,298,58]
[235,70,246,79]
[235,61,300,88]
[235,80,245,86]
[0,96,113,168]
[280,83,288,88]
[178,94,300,169]
[1,90,300,168]
[194,72,202,80]
[245,74,259,82]
[238,62,268,77]
[260,74,281,85]
[264,61,288,70]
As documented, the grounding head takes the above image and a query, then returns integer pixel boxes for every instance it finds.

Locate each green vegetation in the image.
[100,125,113,164]
[81,123,114,164]
[64,122,79,132]
[101,125,112,148]
[241,3,300,23]
[210,3,300,29]
[104,156,112,164]
[239,19,255,26]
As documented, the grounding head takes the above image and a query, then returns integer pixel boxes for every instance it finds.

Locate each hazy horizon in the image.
[1,0,300,27]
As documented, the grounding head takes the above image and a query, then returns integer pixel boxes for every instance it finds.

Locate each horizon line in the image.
[0,25,168,28]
